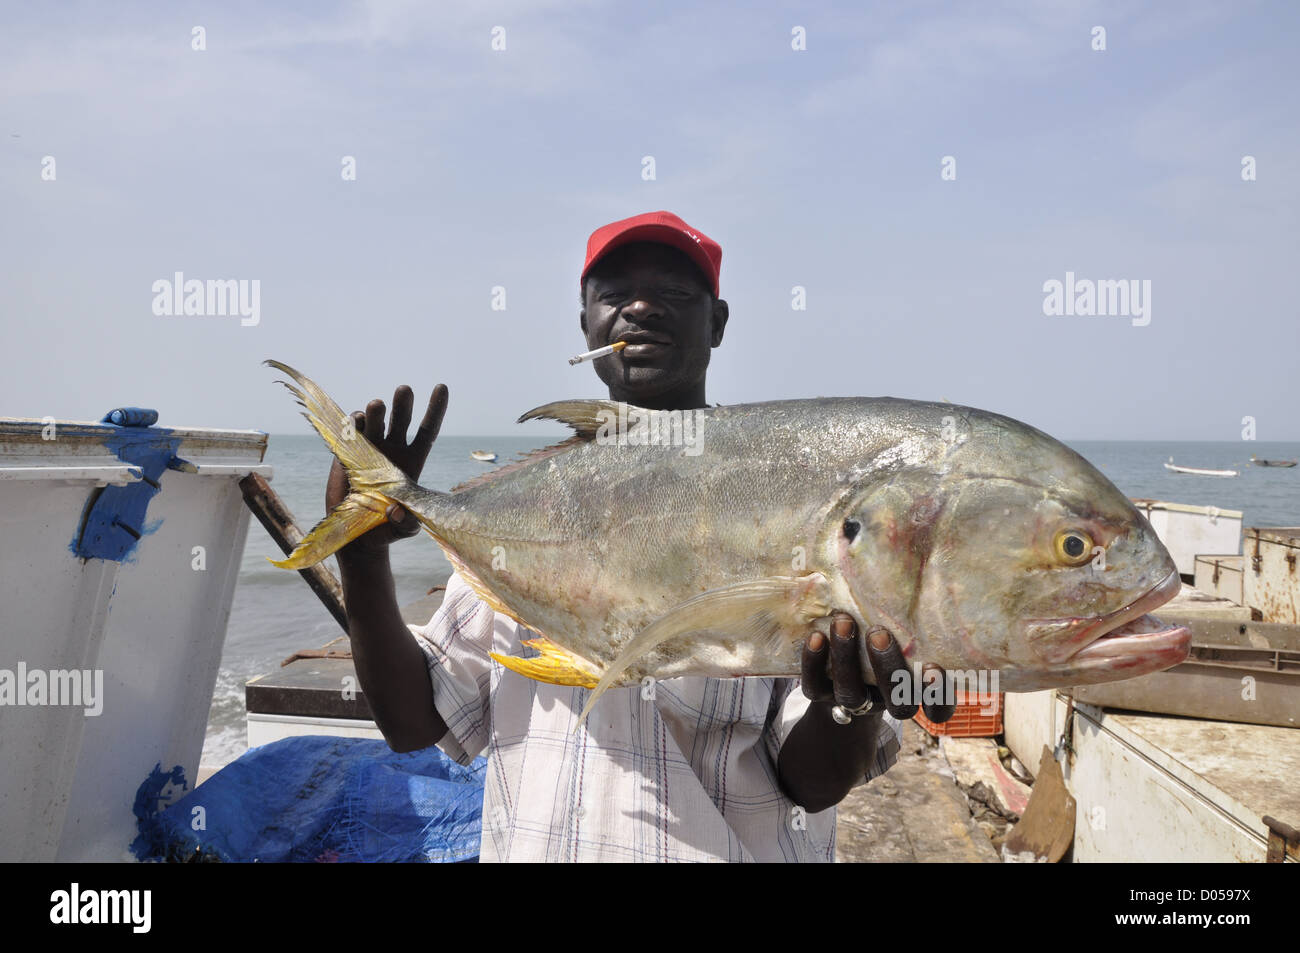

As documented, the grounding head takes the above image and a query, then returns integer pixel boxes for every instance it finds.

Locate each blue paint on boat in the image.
[129,762,190,861]
[69,412,181,562]
[101,407,160,427]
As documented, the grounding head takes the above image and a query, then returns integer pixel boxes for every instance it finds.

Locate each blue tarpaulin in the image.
[132,736,486,863]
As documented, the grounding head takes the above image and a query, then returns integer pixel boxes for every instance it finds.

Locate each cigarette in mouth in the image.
[568,341,627,365]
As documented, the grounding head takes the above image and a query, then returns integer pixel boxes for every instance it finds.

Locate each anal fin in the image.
[430,540,601,689]
[491,638,600,689]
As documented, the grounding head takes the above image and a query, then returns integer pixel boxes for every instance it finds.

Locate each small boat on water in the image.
[1164,457,1238,478]
[470,450,497,463]
[1251,456,1297,468]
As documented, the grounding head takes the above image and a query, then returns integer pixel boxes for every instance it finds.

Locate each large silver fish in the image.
[267,361,1190,724]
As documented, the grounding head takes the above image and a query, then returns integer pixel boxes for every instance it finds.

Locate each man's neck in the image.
[607,381,709,411]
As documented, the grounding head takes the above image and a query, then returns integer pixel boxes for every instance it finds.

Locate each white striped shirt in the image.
[409,570,902,862]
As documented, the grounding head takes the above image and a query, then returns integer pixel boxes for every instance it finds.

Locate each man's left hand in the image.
[776,612,954,814]
[801,613,956,725]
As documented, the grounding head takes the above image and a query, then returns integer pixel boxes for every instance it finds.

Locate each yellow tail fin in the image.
[265,360,411,569]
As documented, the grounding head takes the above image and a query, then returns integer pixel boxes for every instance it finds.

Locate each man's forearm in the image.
[777,702,882,813]
[337,548,447,752]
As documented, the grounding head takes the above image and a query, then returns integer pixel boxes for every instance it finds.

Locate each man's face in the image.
[580,242,727,404]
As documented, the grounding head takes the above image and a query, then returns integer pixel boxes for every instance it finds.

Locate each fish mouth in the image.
[1069,612,1189,664]
[1025,569,1186,664]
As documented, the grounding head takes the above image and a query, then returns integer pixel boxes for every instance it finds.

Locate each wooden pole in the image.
[238,472,349,634]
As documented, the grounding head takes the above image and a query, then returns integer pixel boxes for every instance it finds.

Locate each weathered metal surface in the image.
[1007,693,1298,862]
[1193,554,1244,605]
[1244,527,1300,624]
[1002,690,1058,778]
[0,417,268,442]
[1155,616,1300,650]
[0,418,268,458]
[1264,815,1300,863]
[1070,706,1279,862]
[1068,666,1297,727]
[0,465,143,485]
[1068,617,1300,727]
[1157,581,1251,622]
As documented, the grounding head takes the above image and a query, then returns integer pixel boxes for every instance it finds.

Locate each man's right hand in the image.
[326,381,451,753]
[327,383,449,557]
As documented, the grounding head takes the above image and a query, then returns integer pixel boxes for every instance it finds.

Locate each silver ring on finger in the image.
[831,698,875,724]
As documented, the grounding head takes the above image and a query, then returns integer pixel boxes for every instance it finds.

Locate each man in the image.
[328,211,952,861]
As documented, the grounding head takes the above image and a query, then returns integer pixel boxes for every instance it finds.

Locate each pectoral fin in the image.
[575,574,832,727]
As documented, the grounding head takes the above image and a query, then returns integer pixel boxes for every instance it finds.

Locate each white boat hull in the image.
[1131,499,1243,576]
[0,418,268,861]
[1004,690,1297,862]
[1164,462,1238,477]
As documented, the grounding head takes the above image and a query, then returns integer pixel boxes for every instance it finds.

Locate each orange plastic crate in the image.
[913,691,1003,737]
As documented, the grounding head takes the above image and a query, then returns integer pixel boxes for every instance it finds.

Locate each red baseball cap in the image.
[581,211,722,296]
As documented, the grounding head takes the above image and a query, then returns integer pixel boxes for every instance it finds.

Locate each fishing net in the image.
[131,736,486,863]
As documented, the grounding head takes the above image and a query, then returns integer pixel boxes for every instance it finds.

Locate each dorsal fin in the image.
[516,399,631,438]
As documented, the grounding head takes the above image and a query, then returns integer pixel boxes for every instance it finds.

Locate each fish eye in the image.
[843,518,861,541]
[1054,530,1093,565]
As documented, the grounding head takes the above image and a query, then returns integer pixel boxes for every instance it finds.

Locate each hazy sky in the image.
[3,1,1297,440]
